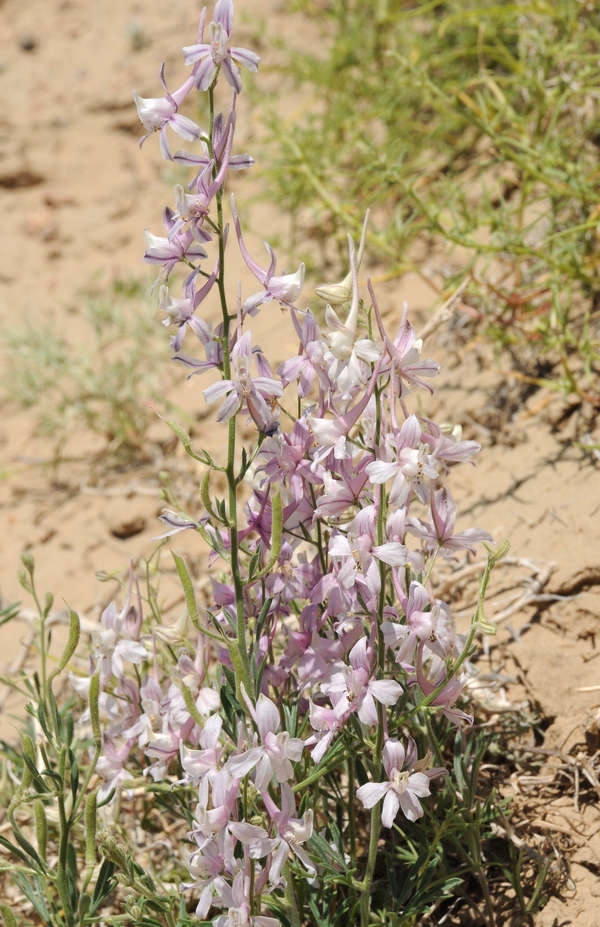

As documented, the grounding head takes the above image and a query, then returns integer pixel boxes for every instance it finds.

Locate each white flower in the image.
[225,693,304,790]
[357,739,441,826]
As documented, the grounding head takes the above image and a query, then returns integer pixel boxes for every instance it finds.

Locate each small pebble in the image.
[19,35,37,52]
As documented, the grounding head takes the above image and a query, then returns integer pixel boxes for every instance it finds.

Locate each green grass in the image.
[2,278,174,464]
[259,0,600,403]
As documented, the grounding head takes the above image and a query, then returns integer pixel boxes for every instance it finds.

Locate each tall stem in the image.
[360,799,382,927]
[208,84,252,700]
[283,863,302,927]
[361,412,388,926]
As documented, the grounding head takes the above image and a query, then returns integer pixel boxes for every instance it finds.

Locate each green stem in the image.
[57,749,74,927]
[348,757,357,905]
[292,743,348,792]
[283,862,302,927]
[207,83,252,702]
[71,744,101,821]
[361,408,388,925]
[360,801,382,927]
[422,542,441,587]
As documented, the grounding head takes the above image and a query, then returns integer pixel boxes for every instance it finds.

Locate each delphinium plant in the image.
[0,4,523,926]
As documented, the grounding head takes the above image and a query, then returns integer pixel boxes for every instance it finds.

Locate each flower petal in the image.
[356,781,390,809]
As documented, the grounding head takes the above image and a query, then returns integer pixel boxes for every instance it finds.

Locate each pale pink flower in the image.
[180,714,225,784]
[213,871,280,927]
[411,640,474,726]
[143,206,209,284]
[382,580,453,670]
[384,301,440,395]
[203,331,283,434]
[92,602,147,685]
[421,419,481,466]
[191,768,241,845]
[366,414,438,505]
[158,270,219,351]
[183,0,260,95]
[304,699,344,763]
[313,461,370,519]
[406,487,492,555]
[169,145,231,241]
[328,505,408,598]
[225,693,304,790]
[322,637,402,726]
[231,195,305,314]
[182,832,236,919]
[133,67,200,159]
[356,738,445,826]
[96,736,137,807]
[322,236,380,393]
[279,309,330,397]
[260,783,315,887]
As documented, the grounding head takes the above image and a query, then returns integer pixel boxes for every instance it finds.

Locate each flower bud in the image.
[101,835,117,853]
[20,733,37,789]
[314,277,352,305]
[17,568,32,593]
[89,671,102,748]
[34,800,48,860]
[140,873,155,891]
[0,903,18,927]
[85,792,97,868]
[154,611,189,644]
[48,609,80,683]
[20,552,35,574]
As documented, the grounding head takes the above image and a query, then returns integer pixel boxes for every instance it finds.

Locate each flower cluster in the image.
[80,4,497,924]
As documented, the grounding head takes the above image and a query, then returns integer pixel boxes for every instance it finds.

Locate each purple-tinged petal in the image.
[368,679,403,705]
[398,789,424,822]
[372,542,408,566]
[159,125,172,160]
[253,377,284,397]
[230,46,260,72]
[366,460,400,483]
[222,57,243,94]
[226,746,264,779]
[357,692,379,726]
[214,0,234,35]
[173,148,211,167]
[406,772,431,799]
[203,380,234,403]
[356,781,390,809]
[229,152,254,171]
[381,790,401,828]
[169,113,202,141]
[215,390,243,423]
[382,740,406,776]
[182,42,211,66]
[196,57,218,91]
[254,753,275,792]
[256,694,281,739]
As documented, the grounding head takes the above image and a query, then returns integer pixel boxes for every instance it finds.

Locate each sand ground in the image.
[0,1,599,923]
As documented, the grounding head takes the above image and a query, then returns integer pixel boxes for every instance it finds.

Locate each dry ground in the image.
[1,0,599,924]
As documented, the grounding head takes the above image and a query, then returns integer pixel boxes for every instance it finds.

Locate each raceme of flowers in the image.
[76,3,495,923]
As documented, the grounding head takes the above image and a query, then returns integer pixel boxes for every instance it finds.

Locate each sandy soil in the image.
[1,0,599,924]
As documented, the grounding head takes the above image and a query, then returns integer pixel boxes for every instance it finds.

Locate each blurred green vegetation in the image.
[2,279,173,463]
[261,0,600,402]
